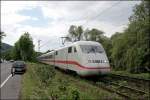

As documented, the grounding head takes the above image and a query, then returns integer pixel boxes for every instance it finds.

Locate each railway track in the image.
[74,73,149,99]
[85,76,149,99]
[107,73,150,93]
[109,73,150,83]
[97,80,148,99]
[86,79,131,99]
[54,67,149,99]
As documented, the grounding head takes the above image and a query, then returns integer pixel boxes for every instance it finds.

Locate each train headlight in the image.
[104,60,109,63]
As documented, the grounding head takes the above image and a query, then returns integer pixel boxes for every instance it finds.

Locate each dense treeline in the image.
[111,1,150,73]
[66,1,150,73]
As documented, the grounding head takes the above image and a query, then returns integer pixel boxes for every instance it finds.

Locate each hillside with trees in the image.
[1,43,13,53]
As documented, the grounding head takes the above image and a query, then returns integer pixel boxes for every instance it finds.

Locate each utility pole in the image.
[38,40,41,52]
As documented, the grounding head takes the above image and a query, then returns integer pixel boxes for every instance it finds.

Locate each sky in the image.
[1,1,141,52]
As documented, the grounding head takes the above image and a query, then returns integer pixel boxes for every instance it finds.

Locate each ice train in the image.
[37,41,111,76]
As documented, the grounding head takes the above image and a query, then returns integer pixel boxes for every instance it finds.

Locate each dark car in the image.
[11,61,27,76]
[10,60,14,62]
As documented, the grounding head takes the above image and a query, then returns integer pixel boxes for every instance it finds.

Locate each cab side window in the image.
[49,55,53,59]
[74,47,77,53]
[68,47,72,53]
[55,51,58,55]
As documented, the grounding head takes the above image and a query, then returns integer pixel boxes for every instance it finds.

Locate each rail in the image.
[109,73,150,82]
[98,80,148,99]
[54,67,149,99]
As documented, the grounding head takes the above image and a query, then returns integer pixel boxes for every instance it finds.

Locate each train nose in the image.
[84,53,110,66]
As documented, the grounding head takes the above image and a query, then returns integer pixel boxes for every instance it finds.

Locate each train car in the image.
[37,41,111,76]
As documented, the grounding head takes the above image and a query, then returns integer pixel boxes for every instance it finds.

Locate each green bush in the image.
[31,63,55,86]
[70,88,80,100]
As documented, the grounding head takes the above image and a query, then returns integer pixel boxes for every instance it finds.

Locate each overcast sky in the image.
[1,1,141,52]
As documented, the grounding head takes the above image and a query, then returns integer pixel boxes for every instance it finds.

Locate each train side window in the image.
[49,55,53,59]
[68,47,72,53]
[55,51,58,55]
[74,47,77,53]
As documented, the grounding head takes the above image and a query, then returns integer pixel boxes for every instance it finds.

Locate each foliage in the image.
[1,49,12,60]
[1,43,13,60]
[22,62,122,99]
[0,31,6,50]
[21,63,50,99]
[84,28,104,41]
[110,1,150,73]
[66,25,83,42]
[34,63,55,86]
[0,31,6,40]
[12,32,35,61]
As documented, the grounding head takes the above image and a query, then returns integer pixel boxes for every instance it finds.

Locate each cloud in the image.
[1,1,38,25]
[1,1,141,52]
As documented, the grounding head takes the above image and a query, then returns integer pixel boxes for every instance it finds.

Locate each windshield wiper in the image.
[98,51,103,53]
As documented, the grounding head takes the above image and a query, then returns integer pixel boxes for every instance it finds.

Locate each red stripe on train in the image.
[42,59,110,70]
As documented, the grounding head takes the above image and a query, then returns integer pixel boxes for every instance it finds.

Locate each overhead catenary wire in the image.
[81,1,121,26]
[40,39,51,48]
[40,1,121,48]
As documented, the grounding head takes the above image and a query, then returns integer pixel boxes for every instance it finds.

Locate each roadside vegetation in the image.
[21,62,122,99]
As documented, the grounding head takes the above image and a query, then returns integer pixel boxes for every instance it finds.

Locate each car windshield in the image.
[14,61,25,65]
[80,45,104,54]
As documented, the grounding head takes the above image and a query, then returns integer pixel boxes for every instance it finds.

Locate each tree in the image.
[0,31,6,48]
[84,28,104,42]
[66,25,83,42]
[111,33,126,70]
[0,31,6,39]
[12,41,21,60]
[2,49,12,60]
[126,1,150,73]
[110,1,150,73]
[12,32,35,61]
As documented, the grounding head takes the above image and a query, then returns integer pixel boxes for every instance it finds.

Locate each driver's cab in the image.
[78,42,109,67]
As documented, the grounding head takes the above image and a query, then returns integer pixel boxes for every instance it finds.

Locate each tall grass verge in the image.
[21,62,122,99]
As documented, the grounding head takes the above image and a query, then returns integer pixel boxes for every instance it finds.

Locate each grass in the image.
[111,70,150,79]
[21,62,122,100]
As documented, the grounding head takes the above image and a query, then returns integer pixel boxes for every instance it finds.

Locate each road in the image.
[0,62,22,100]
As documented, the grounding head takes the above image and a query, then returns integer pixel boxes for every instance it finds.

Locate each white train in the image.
[37,41,111,76]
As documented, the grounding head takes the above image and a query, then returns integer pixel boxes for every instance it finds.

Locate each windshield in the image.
[14,61,25,65]
[80,45,104,53]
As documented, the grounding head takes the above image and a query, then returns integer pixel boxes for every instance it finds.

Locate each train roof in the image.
[54,41,102,51]
[38,41,102,57]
